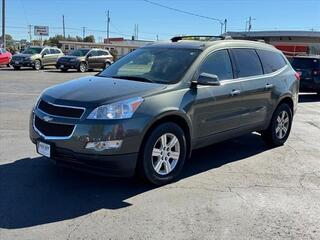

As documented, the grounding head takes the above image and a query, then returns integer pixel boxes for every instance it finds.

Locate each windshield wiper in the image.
[112,75,154,83]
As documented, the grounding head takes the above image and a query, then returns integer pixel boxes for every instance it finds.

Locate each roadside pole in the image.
[2,0,5,48]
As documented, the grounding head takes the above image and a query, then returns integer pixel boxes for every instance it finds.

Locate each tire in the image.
[104,62,111,69]
[13,66,21,70]
[7,63,10,67]
[136,122,187,185]
[60,68,68,72]
[78,62,87,72]
[33,60,42,70]
[261,103,293,147]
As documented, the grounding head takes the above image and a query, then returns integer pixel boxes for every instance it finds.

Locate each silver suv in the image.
[11,46,64,70]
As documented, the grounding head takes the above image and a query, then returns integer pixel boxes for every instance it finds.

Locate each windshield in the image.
[68,49,90,56]
[98,48,201,84]
[22,47,42,54]
[292,58,320,69]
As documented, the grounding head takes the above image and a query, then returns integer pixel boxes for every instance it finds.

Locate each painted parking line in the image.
[0,92,39,96]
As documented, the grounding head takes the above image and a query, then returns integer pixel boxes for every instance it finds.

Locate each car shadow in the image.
[0,133,268,229]
[44,69,100,73]
[299,93,320,103]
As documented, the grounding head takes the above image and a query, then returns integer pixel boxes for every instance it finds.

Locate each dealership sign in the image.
[34,26,49,36]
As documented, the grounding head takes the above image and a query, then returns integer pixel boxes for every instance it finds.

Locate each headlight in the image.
[70,58,77,62]
[24,56,31,60]
[87,97,144,120]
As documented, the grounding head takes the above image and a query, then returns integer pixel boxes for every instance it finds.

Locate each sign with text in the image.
[34,26,49,36]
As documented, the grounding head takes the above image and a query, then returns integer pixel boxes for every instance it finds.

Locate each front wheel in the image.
[78,62,87,72]
[136,122,187,185]
[33,60,42,70]
[13,66,21,70]
[261,103,293,147]
[104,62,111,69]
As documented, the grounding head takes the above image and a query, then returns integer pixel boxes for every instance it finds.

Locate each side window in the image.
[98,50,107,56]
[42,49,50,55]
[88,50,97,56]
[231,49,263,78]
[49,49,56,54]
[257,50,287,73]
[199,50,233,80]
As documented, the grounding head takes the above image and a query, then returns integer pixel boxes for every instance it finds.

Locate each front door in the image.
[193,49,243,139]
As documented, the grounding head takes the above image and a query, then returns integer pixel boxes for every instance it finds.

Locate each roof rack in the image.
[171,35,232,42]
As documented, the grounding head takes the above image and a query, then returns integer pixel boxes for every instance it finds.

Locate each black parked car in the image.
[30,38,299,185]
[291,55,320,95]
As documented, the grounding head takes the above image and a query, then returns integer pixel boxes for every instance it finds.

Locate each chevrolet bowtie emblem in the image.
[43,116,53,122]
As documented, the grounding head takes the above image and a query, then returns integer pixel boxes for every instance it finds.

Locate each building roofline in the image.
[224,30,320,38]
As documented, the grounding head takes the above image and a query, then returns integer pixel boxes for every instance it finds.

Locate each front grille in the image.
[38,100,84,118]
[13,56,25,61]
[34,116,75,137]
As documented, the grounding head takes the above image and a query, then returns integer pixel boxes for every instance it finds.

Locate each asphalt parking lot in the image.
[0,67,320,240]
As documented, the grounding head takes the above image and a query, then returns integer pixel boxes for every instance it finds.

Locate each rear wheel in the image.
[261,103,293,147]
[136,122,187,185]
[33,60,42,70]
[78,62,87,72]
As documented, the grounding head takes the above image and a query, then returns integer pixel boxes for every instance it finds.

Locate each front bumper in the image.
[56,61,80,69]
[10,59,35,67]
[29,106,149,177]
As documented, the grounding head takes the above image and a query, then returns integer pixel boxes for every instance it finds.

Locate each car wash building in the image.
[224,31,320,59]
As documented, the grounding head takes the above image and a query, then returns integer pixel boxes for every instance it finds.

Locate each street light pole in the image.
[2,0,5,48]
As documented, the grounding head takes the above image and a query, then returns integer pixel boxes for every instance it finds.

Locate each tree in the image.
[83,35,95,43]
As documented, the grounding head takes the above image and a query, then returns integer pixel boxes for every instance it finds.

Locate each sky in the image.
[3,0,320,42]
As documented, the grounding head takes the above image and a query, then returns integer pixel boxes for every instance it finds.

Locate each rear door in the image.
[229,48,270,128]
[193,49,243,139]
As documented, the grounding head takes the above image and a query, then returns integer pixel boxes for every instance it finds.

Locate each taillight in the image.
[295,72,300,80]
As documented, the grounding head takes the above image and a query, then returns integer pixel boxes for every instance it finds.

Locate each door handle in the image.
[265,83,274,90]
[231,89,241,96]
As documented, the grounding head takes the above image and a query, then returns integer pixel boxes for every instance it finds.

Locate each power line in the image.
[142,0,223,23]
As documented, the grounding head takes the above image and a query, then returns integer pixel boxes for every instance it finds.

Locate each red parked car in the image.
[0,48,12,66]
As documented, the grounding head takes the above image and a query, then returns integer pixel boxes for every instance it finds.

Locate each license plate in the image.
[60,65,64,68]
[37,142,51,158]
[15,61,19,64]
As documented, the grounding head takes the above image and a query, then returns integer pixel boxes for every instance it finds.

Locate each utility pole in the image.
[156,34,159,41]
[248,16,252,32]
[82,27,85,40]
[28,24,32,43]
[224,19,227,33]
[136,24,139,40]
[2,0,5,48]
[62,15,66,38]
[106,10,110,43]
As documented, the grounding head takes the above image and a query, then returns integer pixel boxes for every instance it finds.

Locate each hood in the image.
[42,76,167,107]
[59,55,83,60]
[12,53,32,58]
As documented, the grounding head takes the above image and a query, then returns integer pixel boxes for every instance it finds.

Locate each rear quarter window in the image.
[257,50,287,73]
[231,49,263,78]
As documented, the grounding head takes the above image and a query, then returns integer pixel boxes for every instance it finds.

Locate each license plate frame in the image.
[37,141,51,158]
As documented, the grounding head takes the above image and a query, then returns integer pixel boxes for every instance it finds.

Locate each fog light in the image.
[85,140,123,151]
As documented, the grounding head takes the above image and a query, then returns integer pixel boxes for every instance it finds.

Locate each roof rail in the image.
[171,35,232,42]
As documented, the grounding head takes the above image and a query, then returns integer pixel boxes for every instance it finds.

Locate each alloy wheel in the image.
[275,110,290,139]
[151,133,180,175]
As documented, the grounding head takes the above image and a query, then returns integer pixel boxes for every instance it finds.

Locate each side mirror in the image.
[42,52,47,57]
[196,73,220,86]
